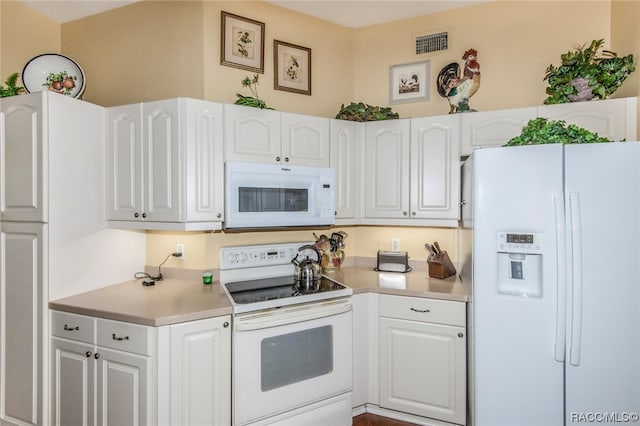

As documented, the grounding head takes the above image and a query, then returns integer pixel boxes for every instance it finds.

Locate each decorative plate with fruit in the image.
[22,53,86,98]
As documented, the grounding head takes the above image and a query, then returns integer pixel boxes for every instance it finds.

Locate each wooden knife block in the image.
[427,250,457,279]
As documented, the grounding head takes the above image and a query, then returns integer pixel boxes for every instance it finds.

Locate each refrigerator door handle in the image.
[568,192,584,366]
[553,192,566,362]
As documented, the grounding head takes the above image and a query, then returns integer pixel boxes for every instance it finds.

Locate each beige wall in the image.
[0,1,60,80]
[353,1,612,118]
[62,0,205,105]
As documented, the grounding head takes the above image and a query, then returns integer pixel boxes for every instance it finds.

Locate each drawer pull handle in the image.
[112,333,130,341]
[64,324,79,331]
[410,307,430,313]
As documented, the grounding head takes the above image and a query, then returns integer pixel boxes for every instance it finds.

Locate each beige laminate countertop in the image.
[48,277,232,327]
[49,259,469,327]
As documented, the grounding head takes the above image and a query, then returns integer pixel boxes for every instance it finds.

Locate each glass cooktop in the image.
[225,275,348,305]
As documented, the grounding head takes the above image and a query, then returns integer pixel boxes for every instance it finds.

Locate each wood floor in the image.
[352,413,419,426]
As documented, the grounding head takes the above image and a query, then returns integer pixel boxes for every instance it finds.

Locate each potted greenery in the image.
[504,117,612,146]
[234,74,273,110]
[543,39,636,104]
[0,72,25,97]
[335,102,399,121]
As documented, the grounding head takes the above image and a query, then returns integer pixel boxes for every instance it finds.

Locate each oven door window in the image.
[239,187,309,212]
[261,325,333,391]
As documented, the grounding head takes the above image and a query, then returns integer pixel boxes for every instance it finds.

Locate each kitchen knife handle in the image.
[568,193,583,367]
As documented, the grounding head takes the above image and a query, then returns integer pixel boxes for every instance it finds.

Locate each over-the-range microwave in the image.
[224,161,335,230]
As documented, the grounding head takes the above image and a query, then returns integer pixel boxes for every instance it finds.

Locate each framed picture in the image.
[273,40,311,95]
[220,11,265,73]
[389,60,430,104]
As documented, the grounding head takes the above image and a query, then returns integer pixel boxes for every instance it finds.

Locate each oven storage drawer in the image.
[379,294,465,326]
[97,318,155,356]
[245,392,352,426]
[51,310,96,343]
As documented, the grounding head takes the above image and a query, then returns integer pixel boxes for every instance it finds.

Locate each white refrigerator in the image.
[461,143,640,425]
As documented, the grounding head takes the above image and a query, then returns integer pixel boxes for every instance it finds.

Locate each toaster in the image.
[375,250,412,273]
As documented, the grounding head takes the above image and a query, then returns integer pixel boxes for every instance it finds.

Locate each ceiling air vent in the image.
[415,32,448,55]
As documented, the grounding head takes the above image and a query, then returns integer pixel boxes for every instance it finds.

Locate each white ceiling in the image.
[19,0,487,28]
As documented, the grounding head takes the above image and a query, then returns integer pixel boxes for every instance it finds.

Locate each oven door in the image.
[232,298,353,425]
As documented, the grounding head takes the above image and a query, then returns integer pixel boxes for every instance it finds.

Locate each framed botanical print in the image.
[389,60,430,104]
[273,40,311,95]
[220,11,265,73]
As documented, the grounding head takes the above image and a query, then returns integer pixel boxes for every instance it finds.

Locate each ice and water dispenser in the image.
[496,232,543,298]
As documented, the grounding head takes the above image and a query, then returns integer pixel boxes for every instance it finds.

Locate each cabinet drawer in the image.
[97,318,155,356]
[379,294,465,326]
[51,311,96,343]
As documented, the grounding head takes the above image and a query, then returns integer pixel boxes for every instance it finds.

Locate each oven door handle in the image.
[234,298,352,331]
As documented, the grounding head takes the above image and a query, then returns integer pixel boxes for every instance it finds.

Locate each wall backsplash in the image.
[146,226,458,270]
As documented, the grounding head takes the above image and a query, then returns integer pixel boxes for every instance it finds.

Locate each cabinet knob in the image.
[85,351,92,358]
[403,211,408,216]
[223,321,230,328]
[134,212,140,218]
[276,156,281,162]
[284,157,289,162]
[411,211,416,216]
[458,332,464,338]
[94,353,100,359]
[217,213,222,219]
[334,211,337,216]
[460,200,467,206]
[142,213,147,218]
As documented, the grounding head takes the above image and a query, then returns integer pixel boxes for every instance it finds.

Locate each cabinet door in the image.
[411,116,460,220]
[184,99,224,222]
[379,317,466,425]
[96,347,152,426]
[0,222,46,426]
[281,112,330,167]
[364,120,410,218]
[0,92,46,222]
[460,107,537,156]
[223,104,281,164]
[538,97,634,141]
[106,103,143,221]
[50,338,95,426]
[143,100,182,222]
[331,119,361,221]
[169,316,231,426]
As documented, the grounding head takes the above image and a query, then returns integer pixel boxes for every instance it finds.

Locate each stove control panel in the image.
[219,242,312,269]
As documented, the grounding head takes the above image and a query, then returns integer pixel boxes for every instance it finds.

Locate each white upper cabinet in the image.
[411,115,460,221]
[224,104,330,167]
[363,119,411,219]
[537,96,637,142]
[460,97,638,156]
[460,107,537,156]
[363,118,460,227]
[106,98,224,231]
[0,94,45,222]
[331,119,362,223]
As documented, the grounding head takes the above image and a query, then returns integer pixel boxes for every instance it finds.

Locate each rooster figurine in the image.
[437,49,481,113]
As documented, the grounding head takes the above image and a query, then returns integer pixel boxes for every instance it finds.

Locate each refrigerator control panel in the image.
[497,232,542,254]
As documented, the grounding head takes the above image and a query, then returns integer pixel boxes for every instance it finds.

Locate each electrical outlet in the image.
[391,238,400,252]
[176,243,185,259]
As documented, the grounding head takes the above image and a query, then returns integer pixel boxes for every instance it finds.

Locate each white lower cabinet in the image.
[50,311,155,426]
[51,311,232,426]
[378,295,467,425]
[165,316,231,426]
